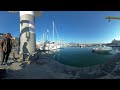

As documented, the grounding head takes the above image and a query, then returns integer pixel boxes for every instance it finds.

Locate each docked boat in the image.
[40,43,50,51]
[92,46,112,53]
[40,17,62,51]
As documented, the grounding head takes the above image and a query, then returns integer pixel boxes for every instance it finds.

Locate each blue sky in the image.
[0,11,120,44]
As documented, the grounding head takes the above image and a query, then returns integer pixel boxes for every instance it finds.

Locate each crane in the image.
[105,16,120,22]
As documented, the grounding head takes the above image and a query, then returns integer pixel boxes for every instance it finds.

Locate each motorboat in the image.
[92,46,112,53]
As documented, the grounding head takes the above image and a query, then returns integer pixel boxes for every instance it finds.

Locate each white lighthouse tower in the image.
[9,11,41,60]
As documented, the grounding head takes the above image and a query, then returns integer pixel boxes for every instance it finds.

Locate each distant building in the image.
[12,37,19,47]
[0,33,5,41]
[13,37,19,41]
[0,36,3,41]
[111,39,120,46]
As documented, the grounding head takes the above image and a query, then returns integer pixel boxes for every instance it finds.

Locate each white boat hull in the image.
[40,43,61,51]
[92,47,112,53]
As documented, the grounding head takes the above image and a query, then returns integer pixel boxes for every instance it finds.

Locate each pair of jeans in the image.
[2,51,11,64]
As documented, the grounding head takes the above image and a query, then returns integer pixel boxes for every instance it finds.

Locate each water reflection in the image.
[38,47,120,67]
[40,49,60,55]
[52,47,118,67]
[92,52,112,55]
[112,47,120,51]
[91,47,120,55]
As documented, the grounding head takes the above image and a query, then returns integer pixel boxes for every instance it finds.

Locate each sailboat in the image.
[40,17,62,51]
[48,17,61,50]
[40,29,51,51]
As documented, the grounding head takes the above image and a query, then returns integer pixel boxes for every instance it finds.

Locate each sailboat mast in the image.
[53,18,55,43]
[46,29,49,42]
[43,34,44,42]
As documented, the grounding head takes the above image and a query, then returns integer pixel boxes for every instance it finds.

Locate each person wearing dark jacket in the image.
[1,33,13,65]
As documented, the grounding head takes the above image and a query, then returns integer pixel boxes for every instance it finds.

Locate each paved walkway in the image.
[1,48,120,79]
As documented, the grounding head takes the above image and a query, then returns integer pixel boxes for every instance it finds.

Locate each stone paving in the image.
[1,48,120,79]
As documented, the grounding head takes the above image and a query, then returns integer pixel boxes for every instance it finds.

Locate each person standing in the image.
[17,34,21,55]
[1,33,13,65]
[0,40,3,62]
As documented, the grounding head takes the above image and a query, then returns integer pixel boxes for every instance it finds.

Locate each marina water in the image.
[41,47,120,67]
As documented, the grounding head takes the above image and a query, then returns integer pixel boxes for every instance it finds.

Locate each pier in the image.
[1,45,120,79]
[1,36,120,79]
